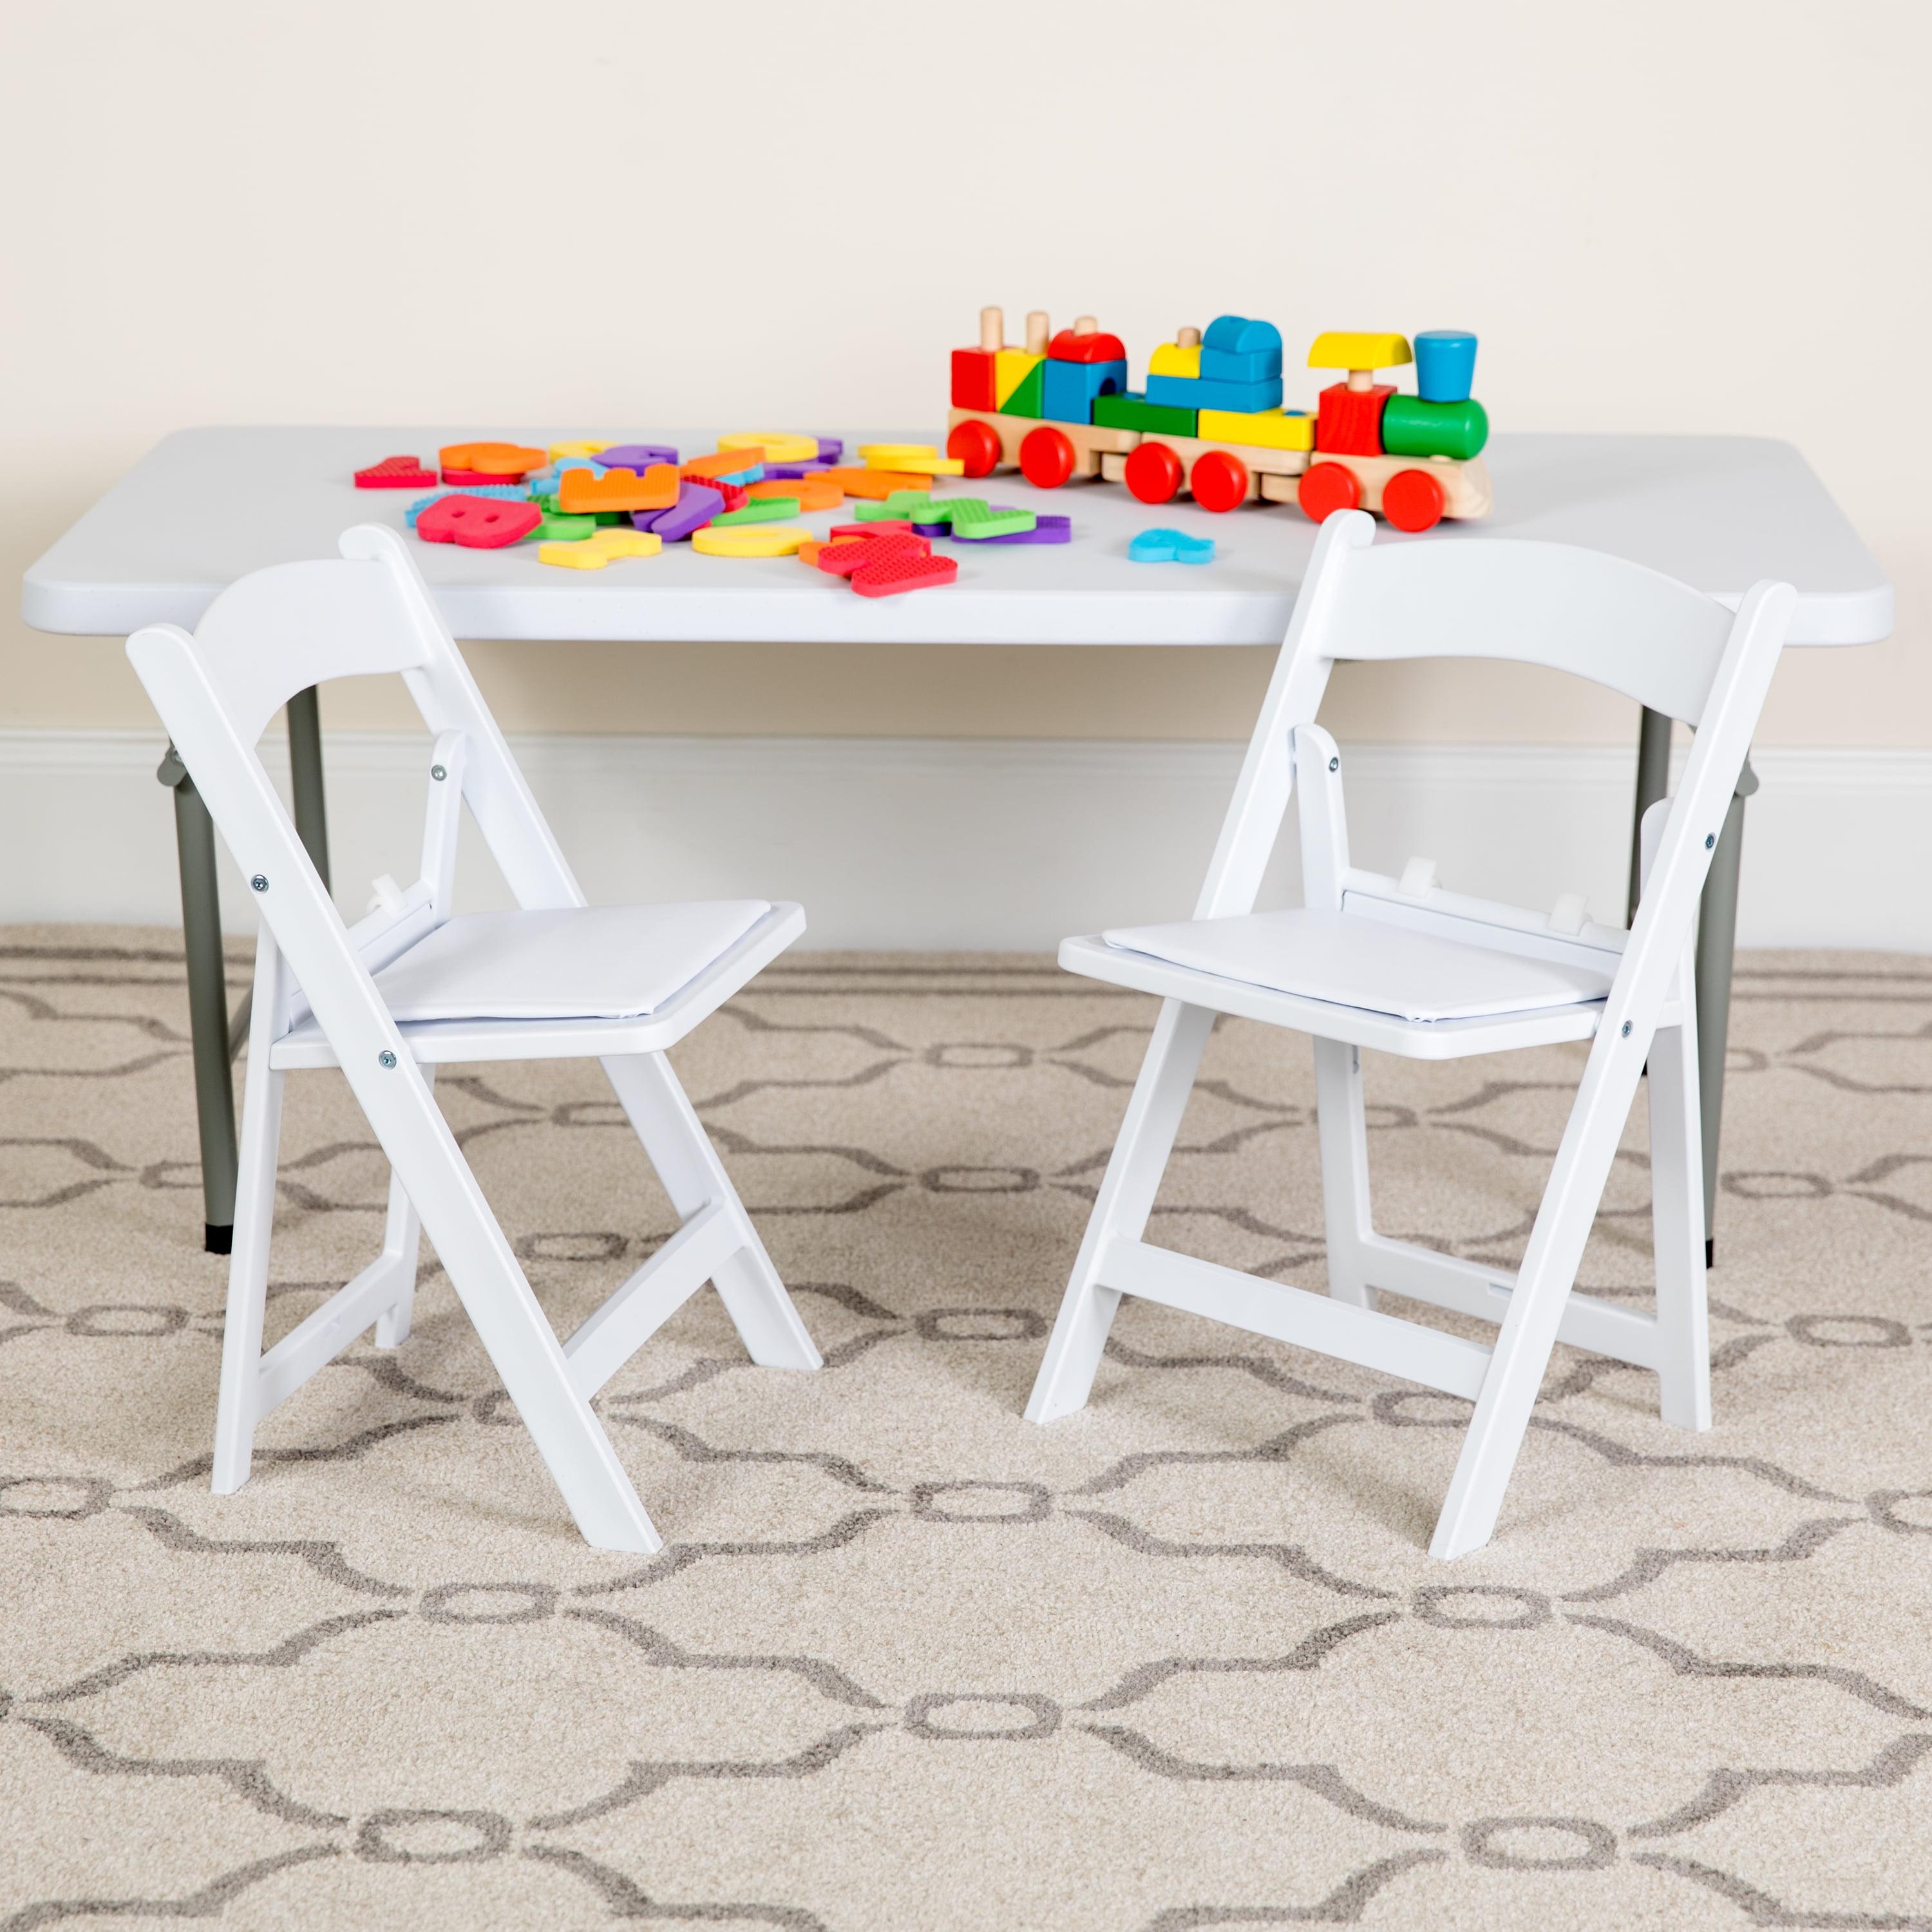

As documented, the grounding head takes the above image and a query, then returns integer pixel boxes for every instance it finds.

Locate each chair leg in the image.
[1429,1042,1649,1560]
[1647,1019,1710,1430]
[373,1069,430,1349]
[1027,999,1217,1423]
[602,1052,820,1370]
[372,1170,424,1349]
[211,1061,283,1494]
[1312,1038,1375,1309]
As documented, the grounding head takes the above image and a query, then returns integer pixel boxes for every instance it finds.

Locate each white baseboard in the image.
[3,729,1927,951]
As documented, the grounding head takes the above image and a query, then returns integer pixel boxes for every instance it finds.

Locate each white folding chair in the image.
[127,525,821,1553]
[1028,511,1794,1558]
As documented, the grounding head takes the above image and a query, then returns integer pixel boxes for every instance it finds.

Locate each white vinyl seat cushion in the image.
[370,901,773,1021]
[1101,908,1615,1023]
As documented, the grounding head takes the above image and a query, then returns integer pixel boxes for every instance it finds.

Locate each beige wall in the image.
[5,1,1926,745]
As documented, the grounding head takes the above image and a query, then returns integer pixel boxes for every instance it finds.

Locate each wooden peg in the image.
[1073,314,1097,336]
[1025,310,1049,354]
[980,306,1003,352]
[1178,326,1201,349]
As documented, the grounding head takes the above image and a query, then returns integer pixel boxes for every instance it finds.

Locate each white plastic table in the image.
[23,429,1893,1255]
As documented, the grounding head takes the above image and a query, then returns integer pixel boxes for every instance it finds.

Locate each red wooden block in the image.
[415,494,542,549]
[1124,442,1183,504]
[946,419,1004,478]
[951,347,998,411]
[850,550,959,598]
[1019,425,1076,489]
[1188,449,1250,513]
[355,455,436,489]
[1048,327,1127,363]
[1297,463,1363,523]
[1382,467,1445,532]
[1314,383,1394,456]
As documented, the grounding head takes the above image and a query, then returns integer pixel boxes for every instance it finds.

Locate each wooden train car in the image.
[944,309,1492,532]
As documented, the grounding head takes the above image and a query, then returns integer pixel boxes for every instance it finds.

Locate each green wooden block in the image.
[1381,395,1488,462]
[999,361,1046,419]
[1094,392,1198,437]
[950,502,1035,539]
[529,512,597,543]
[712,496,799,525]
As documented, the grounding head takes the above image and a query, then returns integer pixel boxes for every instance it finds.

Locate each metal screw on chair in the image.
[1620,1021,1632,1036]
[1705,833,1715,848]
[1328,756,1340,772]
[379,1050,397,1068]
[250,874,269,893]
[431,764,447,781]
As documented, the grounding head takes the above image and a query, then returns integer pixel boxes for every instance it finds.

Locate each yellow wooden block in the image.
[857,443,938,462]
[547,440,609,460]
[717,431,819,464]
[536,529,663,569]
[1198,407,1314,451]
[1148,341,1201,379]
[993,350,1042,408]
[692,524,813,557]
[1307,332,1412,371]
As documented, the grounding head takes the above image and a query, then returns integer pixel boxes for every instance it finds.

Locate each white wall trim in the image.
[3,728,1927,952]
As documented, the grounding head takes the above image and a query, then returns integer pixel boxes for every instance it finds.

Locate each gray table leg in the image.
[1693,758,1757,1267]
[158,746,238,1255]
[1627,706,1674,918]
[1626,707,1756,1267]
[158,692,332,1257]
[287,685,331,891]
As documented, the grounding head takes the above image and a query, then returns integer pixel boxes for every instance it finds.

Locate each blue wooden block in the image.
[1202,315,1283,357]
[1145,372,1285,413]
[1041,356,1129,426]
[1200,345,1283,384]
[1415,330,1479,404]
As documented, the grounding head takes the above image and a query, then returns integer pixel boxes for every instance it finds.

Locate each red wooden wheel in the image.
[1382,467,1446,532]
[946,419,1003,479]
[1019,425,1077,489]
[1296,462,1362,522]
[1188,449,1249,513]
[1123,441,1184,504]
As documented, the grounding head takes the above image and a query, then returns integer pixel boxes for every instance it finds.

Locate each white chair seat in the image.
[372,900,771,1021]
[271,902,802,1068]
[1102,908,1614,1021]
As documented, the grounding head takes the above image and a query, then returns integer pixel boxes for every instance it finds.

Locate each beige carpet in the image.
[2,927,1929,1931]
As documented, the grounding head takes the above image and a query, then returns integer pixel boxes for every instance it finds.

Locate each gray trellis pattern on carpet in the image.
[1,929,1929,1931]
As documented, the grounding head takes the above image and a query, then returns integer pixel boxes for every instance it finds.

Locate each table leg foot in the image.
[206,1223,234,1256]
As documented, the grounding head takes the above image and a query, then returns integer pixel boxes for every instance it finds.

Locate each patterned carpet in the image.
[2,927,1929,1931]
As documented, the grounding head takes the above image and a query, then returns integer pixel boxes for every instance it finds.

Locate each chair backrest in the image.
[126,525,587,1048]
[1316,533,1736,725]
[1195,513,1796,979]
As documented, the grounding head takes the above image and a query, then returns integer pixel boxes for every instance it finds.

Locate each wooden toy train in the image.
[946,309,1490,531]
